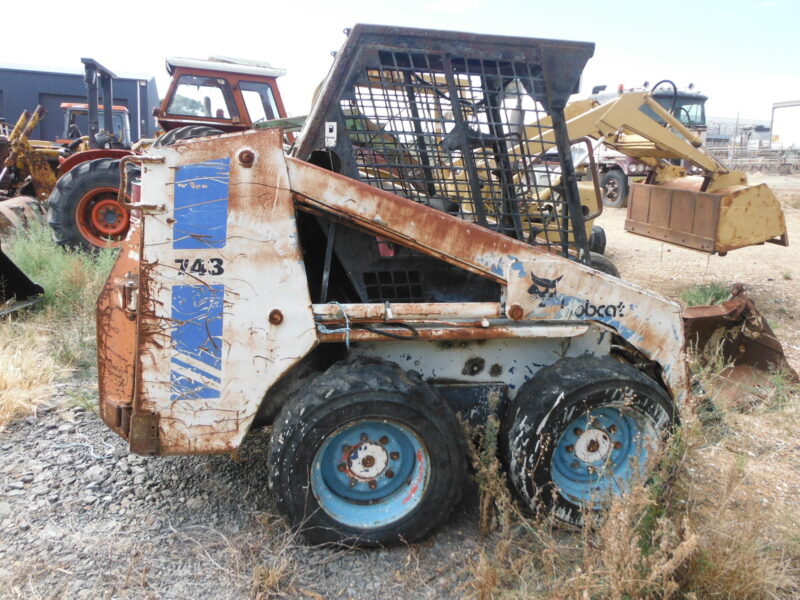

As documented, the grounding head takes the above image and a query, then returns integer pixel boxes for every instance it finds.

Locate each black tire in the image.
[268,359,467,546]
[500,356,676,527]
[600,169,628,208]
[588,225,607,255]
[47,158,132,252]
[153,125,225,148]
[589,251,620,278]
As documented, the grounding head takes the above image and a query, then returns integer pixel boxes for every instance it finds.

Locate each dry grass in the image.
[0,324,60,427]
[0,222,116,426]
[464,360,800,600]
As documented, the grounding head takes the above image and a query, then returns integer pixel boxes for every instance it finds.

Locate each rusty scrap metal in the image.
[683,283,798,379]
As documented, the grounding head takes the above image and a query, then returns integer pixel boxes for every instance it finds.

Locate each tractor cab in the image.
[59,103,132,147]
[155,56,288,133]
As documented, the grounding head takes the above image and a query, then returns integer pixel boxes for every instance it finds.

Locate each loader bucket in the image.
[682,284,797,380]
[0,239,44,316]
[626,180,788,254]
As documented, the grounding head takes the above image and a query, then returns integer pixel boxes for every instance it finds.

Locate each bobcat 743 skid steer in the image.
[97,25,709,545]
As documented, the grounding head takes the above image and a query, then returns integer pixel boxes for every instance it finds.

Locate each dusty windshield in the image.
[240,81,280,123]
[167,75,237,119]
[644,94,707,129]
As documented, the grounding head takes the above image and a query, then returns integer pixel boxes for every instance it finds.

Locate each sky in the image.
[4,0,799,121]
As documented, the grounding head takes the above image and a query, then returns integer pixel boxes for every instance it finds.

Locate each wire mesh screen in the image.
[339,49,581,256]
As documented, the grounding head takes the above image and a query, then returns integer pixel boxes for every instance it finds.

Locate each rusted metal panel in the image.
[286,155,688,406]
[134,129,317,454]
[312,302,503,322]
[129,411,159,456]
[683,284,798,379]
[349,328,611,400]
[317,322,591,343]
[96,218,142,437]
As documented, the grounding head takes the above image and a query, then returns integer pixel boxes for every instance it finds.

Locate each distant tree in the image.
[167,95,205,116]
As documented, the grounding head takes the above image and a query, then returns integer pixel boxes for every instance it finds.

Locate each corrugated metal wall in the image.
[0,67,158,141]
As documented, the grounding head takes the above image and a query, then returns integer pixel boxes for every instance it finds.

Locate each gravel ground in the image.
[2,175,797,599]
[0,384,482,599]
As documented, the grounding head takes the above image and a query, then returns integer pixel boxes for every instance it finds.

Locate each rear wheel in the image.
[501,356,676,526]
[600,169,628,208]
[268,360,466,546]
[47,158,131,251]
[589,252,620,278]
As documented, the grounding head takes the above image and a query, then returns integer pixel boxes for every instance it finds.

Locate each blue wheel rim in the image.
[311,420,430,529]
[551,405,657,508]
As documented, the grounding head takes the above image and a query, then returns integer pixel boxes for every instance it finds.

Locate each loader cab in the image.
[647,89,707,132]
[156,57,288,134]
[59,103,132,147]
[588,84,707,132]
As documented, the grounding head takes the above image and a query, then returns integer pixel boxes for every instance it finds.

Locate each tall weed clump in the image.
[0,222,116,425]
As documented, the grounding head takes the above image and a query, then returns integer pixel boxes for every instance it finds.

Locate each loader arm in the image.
[529,91,719,176]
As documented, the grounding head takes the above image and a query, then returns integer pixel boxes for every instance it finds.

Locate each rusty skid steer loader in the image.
[97,25,701,545]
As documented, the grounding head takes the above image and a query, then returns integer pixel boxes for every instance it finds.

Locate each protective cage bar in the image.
[294,24,595,259]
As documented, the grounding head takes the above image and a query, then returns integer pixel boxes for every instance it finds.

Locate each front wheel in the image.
[47,158,131,251]
[600,170,629,208]
[501,356,676,526]
[268,360,466,546]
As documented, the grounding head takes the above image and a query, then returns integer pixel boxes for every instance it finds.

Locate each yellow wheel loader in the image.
[93,25,793,547]
[531,87,789,254]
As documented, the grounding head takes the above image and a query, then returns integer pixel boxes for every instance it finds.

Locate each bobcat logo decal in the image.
[528,274,563,307]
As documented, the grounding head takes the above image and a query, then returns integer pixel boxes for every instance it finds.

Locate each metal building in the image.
[0,63,158,141]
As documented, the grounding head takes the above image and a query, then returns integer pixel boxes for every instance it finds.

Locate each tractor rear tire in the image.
[268,359,467,546]
[600,169,628,208]
[500,356,676,527]
[153,125,225,147]
[47,158,132,252]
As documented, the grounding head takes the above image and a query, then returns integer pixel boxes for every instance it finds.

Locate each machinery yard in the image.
[0,177,796,599]
[1,6,799,599]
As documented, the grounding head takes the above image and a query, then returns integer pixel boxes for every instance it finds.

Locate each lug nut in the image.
[337,463,346,472]
[613,441,622,449]
[571,461,580,469]
[609,425,617,434]
[379,436,389,445]
[360,433,368,442]
[385,470,394,478]
[368,480,377,489]
[389,452,399,460]
[574,428,583,436]
[565,445,574,453]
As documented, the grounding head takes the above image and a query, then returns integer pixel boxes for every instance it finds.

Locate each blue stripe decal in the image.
[170,284,224,401]
[170,369,220,401]
[173,158,230,249]
[170,357,222,384]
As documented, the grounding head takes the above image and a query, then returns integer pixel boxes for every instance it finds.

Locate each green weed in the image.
[680,282,730,307]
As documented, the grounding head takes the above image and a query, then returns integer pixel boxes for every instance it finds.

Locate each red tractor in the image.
[48,56,289,250]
